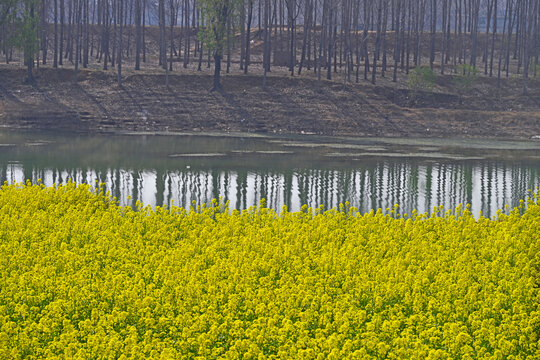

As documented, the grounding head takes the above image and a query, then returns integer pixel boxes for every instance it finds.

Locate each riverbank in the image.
[1,66,539,139]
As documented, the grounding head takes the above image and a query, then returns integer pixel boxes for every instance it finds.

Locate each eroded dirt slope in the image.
[1,66,539,139]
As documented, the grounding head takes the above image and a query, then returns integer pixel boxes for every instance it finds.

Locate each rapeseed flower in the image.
[0,182,538,359]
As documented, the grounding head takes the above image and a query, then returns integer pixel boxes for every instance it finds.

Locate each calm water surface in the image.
[1,130,539,217]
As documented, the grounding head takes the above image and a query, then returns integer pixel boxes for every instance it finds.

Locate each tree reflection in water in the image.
[1,161,538,218]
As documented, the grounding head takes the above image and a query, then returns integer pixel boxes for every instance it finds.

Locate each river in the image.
[1,130,538,217]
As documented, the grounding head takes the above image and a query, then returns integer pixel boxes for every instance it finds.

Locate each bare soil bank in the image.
[1,66,539,139]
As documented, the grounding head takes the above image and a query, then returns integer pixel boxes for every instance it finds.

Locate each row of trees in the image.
[1,0,539,92]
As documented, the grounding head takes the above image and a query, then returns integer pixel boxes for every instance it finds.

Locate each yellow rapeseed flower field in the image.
[0,182,539,359]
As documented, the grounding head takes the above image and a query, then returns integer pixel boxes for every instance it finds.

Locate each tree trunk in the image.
[213,53,222,90]
[489,0,497,77]
[497,0,509,87]
[169,0,174,71]
[263,0,270,87]
[159,0,168,85]
[429,0,436,69]
[41,0,47,65]
[103,0,110,70]
[469,0,479,68]
[327,6,333,80]
[118,0,123,86]
[54,0,58,67]
[83,0,89,68]
[298,0,311,75]
[372,1,382,84]
[505,0,514,77]
[393,0,401,81]
[381,0,387,77]
[25,0,36,82]
[112,0,117,67]
[184,0,191,68]
[363,1,370,80]
[198,17,204,70]
[240,0,246,69]
[135,0,141,69]
[142,0,146,62]
[60,0,64,65]
[317,0,327,91]
[74,0,82,84]
[440,0,447,74]
[245,0,253,73]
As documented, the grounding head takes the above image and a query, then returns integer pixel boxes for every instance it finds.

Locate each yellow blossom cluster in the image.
[0,182,539,359]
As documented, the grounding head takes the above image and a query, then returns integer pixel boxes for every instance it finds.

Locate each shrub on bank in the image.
[0,182,539,359]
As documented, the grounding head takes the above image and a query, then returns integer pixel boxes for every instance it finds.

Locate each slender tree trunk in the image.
[135,0,141,69]
[103,0,110,70]
[126,0,134,57]
[288,0,297,76]
[240,0,246,69]
[381,0,388,77]
[327,6,333,80]
[393,0,401,81]
[317,0,327,91]
[91,0,97,57]
[74,0,82,84]
[59,0,64,65]
[489,0,497,77]
[469,0,479,68]
[118,0,123,86]
[523,0,535,94]
[417,0,426,66]
[312,0,317,74]
[372,1,382,84]
[169,0,174,71]
[112,0,117,67]
[483,0,493,74]
[505,0,514,77]
[267,0,273,72]
[332,12,337,73]
[440,0,447,74]
[354,0,360,81]
[245,0,253,73]
[211,1,229,90]
[263,0,270,87]
[298,0,311,75]
[429,0,436,69]
[213,53,222,89]
[198,17,204,70]
[226,16,231,73]
[54,0,59,67]
[67,0,73,62]
[400,0,407,69]
[25,0,37,81]
[363,1,370,80]
[83,0,89,68]
[41,0,47,65]
[497,0,509,87]
[142,0,146,62]
[184,0,191,67]
[405,0,411,73]
[160,0,169,85]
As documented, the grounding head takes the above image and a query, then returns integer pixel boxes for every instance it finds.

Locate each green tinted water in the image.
[1,129,538,217]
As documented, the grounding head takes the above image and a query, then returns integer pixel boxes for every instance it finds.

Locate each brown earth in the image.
[0,64,539,139]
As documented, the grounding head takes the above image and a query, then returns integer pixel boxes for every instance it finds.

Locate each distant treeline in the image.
[1,0,539,91]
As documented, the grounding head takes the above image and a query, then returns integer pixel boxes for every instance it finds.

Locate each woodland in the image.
[1,0,539,89]
[1,0,540,137]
